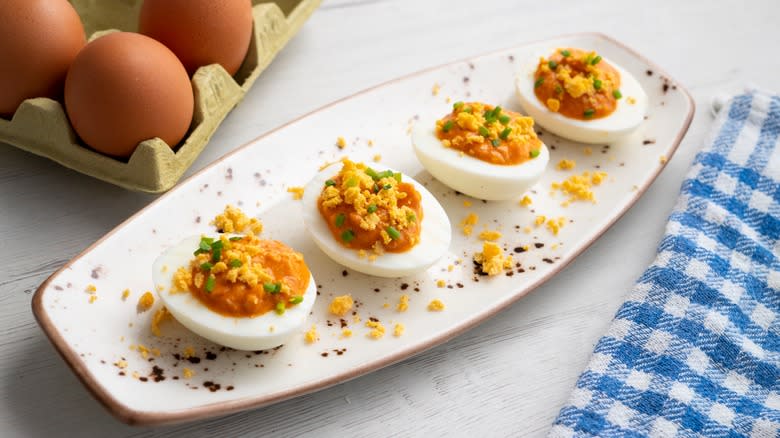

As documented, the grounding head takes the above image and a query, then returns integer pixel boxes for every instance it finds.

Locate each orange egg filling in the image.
[533,48,622,120]
[172,235,309,318]
[435,102,542,165]
[317,159,422,254]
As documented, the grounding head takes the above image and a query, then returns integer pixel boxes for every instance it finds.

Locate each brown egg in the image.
[139,0,254,76]
[64,32,194,159]
[0,0,85,118]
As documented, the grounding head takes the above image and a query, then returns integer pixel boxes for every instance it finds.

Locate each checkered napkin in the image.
[549,91,780,437]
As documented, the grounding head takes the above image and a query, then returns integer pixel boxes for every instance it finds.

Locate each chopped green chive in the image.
[199,239,212,252]
[341,230,355,243]
[500,127,512,140]
[383,183,392,190]
[453,101,464,111]
[464,106,473,114]
[407,213,417,222]
[499,114,511,124]
[478,126,490,137]
[584,109,596,118]
[561,49,571,57]
[613,89,622,99]
[325,179,336,187]
[365,167,380,180]
[548,60,558,70]
[393,172,402,183]
[200,262,213,271]
[210,240,223,262]
[534,77,544,88]
[442,120,454,133]
[530,149,541,158]
[378,170,394,179]
[367,204,378,214]
[593,79,602,90]
[491,138,501,147]
[264,282,280,293]
[554,85,563,94]
[229,236,243,242]
[372,183,380,193]
[229,259,242,268]
[275,301,286,315]
[345,176,358,187]
[289,296,304,305]
[492,106,502,118]
[386,226,401,240]
[591,55,602,65]
[205,275,216,293]
[335,213,346,228]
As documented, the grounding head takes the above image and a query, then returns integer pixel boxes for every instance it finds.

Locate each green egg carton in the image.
[0,0,319,193]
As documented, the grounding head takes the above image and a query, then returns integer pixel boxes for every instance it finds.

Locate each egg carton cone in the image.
[0,0,320,193]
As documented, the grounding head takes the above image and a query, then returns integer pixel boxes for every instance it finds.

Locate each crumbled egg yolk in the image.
[121,289,130,300]
[394,323,405,337]
[341,328,353,338]
[535,215,546,226]
[373,154,382,162]
[463,200,472,207]
[551,171,608,204]
[474,241,513,276]
[461,213,479,236]
[397,294,409,312]
[85,284,96,293]
[212,205,263,235]
[557,159,576,170]
[150,307,172,337]
[329,295,354,317]
[183,346,195,359]
[318,159,421,252]
[366,320,386,339]
[336,137,347,149]
[183,368,195,379]
[583,147,593,155]
[287,186,305,200]
[432,83,441,96]
[427,299,445,311]
[546,217,567,236]
[519,195,532,207]
[88,295,97,304]
[436,279,446,288]
[137,291,154,312]
[304,325,319,344]
[478,230,502,241]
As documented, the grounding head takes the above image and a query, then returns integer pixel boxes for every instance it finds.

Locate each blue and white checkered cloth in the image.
[550,91,780,438]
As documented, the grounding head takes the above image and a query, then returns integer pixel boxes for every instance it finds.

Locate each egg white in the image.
[301,163,451,278]
[152,235,317,351]
[515,53,648,144]
[411,119,549,201]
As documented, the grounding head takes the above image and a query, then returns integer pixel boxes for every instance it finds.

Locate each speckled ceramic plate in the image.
[32,33,694,426]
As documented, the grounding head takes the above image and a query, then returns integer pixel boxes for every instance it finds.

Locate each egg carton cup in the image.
[0,0,319,193]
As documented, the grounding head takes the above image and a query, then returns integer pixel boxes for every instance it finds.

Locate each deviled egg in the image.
[411,102,549,201]
[153,234,316,351]
[515,48,647,144]
[302,159,451,278]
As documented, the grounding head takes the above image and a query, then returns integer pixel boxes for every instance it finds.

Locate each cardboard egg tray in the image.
[0,0,319,193]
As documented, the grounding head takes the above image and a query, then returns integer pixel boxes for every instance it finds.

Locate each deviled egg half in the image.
[153,234,316,351]
[412,101,549,201]
[302,159,451,278]
[515,48,647,144]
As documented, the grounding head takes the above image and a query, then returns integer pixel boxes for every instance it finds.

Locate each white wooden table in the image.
[1,0,777,436]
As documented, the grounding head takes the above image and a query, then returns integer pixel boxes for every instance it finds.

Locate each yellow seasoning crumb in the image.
[397,294,409,312]
[591,172,608,185]
[304,325,319,344]
[432,83,440,96]
[367,139,374,146]
[115,360,128,369]
[436,279,446,288]
[373,154,382,162]
[478,230,502,241]
[269,325,275,333]
[583,147,593,156]
[519,195,532,207]
[183,346,195,359]
[427,299,445,311]
[463,200,472,208]
[461,213,479,236]
[366,320,386,339]
[151,348,161,357]
[132,371,140,380]
[136,344,150,359]
[557,159,576,170]
[137,291,154,312]
[382,303,390,309]
[182,368,195,379]
[121,289,130,300]
[535,215,546,226]
[523,226,532,234]
[353,314,361,324]
[156,285,165,292]
[88,295,97,304]
[627,96,637,105]
[341,328,353,338]
[546,217,567,236]
[336,136,347,149]
[659,155,667,164]
[85,284,97,293]
[447,264,454,272]
[329,295,354,317]
[473,241,513,276]
[151,306,172,337]
[161,265,168,273]
[287,186,305,200]
[393,323,405,337]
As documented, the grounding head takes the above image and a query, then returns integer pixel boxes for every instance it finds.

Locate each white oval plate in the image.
[33,33,694,426]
